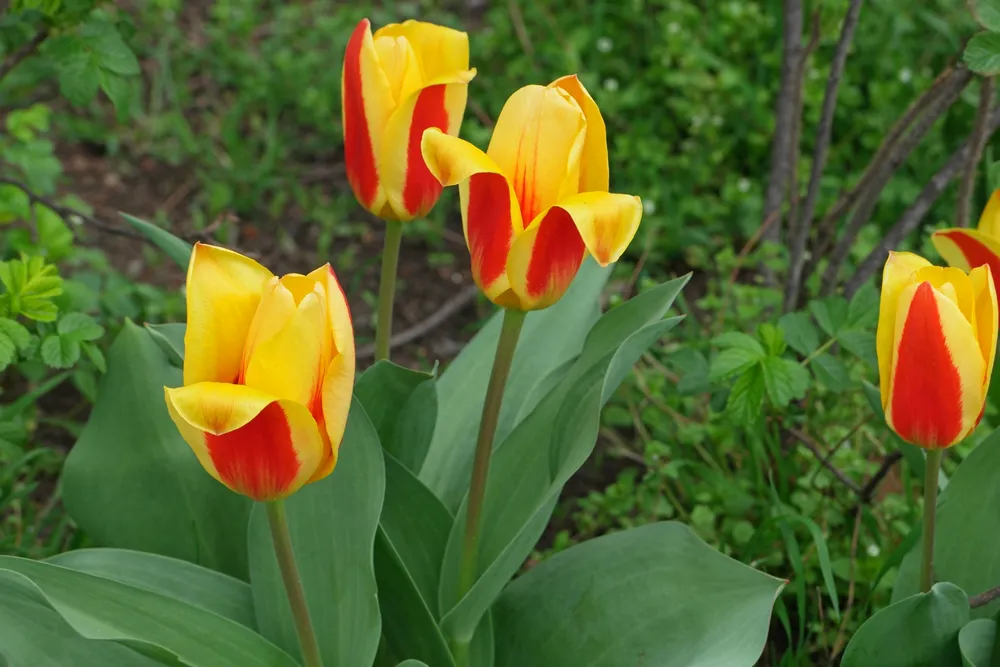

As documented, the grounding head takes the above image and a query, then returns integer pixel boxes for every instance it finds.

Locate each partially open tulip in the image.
[342,18,476,221]
[421,76,642,311]
[164,244,355,501]
[877,252,997,449]
[932,189,1000,292]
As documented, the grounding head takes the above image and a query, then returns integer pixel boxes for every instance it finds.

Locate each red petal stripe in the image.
[205,402,300,501]
[402,84,448,217]
[468,172,514,288]
[941,230,1000,294]
[525,207,585,298]
[343,20,380,210]
[890,282,964,448]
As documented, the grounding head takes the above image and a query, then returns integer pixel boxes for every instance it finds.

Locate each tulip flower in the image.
[164,243,355,502]
[421,75,643,311]
[342,18,476,222]
[876,251,997,449]
[931,189,1000,292]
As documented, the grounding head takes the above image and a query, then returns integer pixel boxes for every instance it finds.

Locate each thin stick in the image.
[357,285,479,359]
[0,30,48,83]
[787,427,863,496]
[785,0,865,311]
[957,76,995,228]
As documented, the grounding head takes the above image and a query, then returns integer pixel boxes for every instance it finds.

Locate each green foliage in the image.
[964,32,1000,74]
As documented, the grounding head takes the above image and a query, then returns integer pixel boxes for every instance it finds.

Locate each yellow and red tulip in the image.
[164,244,355,502]
[420,76,642,311]
[931,189,1000,291]
[342,18,476,221]
[876,252,997,449]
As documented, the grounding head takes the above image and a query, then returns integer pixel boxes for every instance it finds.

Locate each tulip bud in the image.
[932,189,1000,294]
[164,244,355,501]
[877,252,997,448]
[420,75,642,311]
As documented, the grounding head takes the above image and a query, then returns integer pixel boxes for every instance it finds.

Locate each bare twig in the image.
[0,30,48,83]
[969,584,1000,608]
[858,450,903,502]
[786,10,822,237]
[785,0,865,311]
[357,284,479,359]
[808,66,965,272]
[787,427,864,495]
[844,104,1000,295]
[957,76,995,228]
[760,0,804,247]
[0,177,147,241]
[820,67,973,293]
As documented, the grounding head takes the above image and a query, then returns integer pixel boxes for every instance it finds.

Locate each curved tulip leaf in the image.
[420,260,610,511]
[248,398,384,667]
[892,427,1000,616]
[439,275,690,643]
[48,548,254,629]
[491,523,784,667]
[841,583,969,667]
[61,321,252,579]
[0,570,158,667]
[121,212,193,269]
[470,612,495,667]
[958,618,995,666]
[396,662,430,667]
[355,361,437,473]
[145,322,185,367]
[0,558,298,667]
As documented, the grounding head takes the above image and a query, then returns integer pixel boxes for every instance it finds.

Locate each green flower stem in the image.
[452,308,526,660]
[266,500,323,667]
[375,220,404,362]
[920,449,943,594]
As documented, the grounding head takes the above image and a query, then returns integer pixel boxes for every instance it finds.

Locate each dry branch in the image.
[956,76,995,228]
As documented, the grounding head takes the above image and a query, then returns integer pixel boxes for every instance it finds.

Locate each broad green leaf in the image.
[669,348,711,394]
[842,583,968,666]
[808,296,848,336]
[958,618,995,666]
[0,570,158,667]
[757,323,786,356]
[420,261,609,511]
[438,276,689,644]
[35,204,74,260]
[711,331,764,355]
[811,353,852,391]
[83,342,107,373]
[760,356,809,407]
[121,213,193,269]
[0,331,15,371]
[708,347,763,381]
[846,282,879,328]
[778,311,819,356]
[965,32,1000,75]
[145,322,185,366]
[838,328,877,366]
[84,21,141,75]
[892,427,1000,616]
[389,376,437,473]
[62,321,252,579]
[40,334,80,368]
[57,312,104,341]
[492,523,784,667]
[47,549,255,629]
[355,361,436,471]
[58,51,101,106]
[725,364,766,424]
[248,398,384,667]
[397,662,430,667]
[0,558,299,667]
[99,69,133,118]
[978,0,1000,31]
[0,317,31,350]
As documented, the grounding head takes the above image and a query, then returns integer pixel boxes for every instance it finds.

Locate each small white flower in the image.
[738,178,751,193]
[667,22,680,34]
[643,199,657,215]
[603,77,619,91]
[867,544,881,558]
[597,37,613,53]
[899,68,913,84]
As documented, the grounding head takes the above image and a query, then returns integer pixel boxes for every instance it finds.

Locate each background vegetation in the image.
[0,0,992,663]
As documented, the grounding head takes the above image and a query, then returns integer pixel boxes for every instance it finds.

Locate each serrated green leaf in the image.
[86,26,140,76]
[0,318,31,351]
[838,329,877,366]
[846,282,880,328]
[82,342,106,373]
[965,32,1000,75]
[709,348,763,381]
[976,0,1000,31]
[58,312,104,342]
[57,51,101,107]
[811,354,853,391]
[712,331,765,355]
[809,297,849,336]
[761,356,810,407]
[40,334,80,368]
[727,365,766,423]
[778,311,820,356]
[758,323,786,356]
[99,69,132,118]
[0,333,15,371]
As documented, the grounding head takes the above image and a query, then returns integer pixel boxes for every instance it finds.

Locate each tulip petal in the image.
[549,192,643,266]
[373,20,470,83]
[549,75,609,193]
[486,85,587,223]
[977,189,1000,238]
[381,74,474,220]
[506,206,587,310]
[244,289,328,407]
[422,128,522,300]
[876,251,931,405]
[184,243,274,387]
[931,228,1000,286]
[372,33,424,105]
[970,264,999,403]
[343,19,395,217]
[164,383,323,501]
[886,282,985,448]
